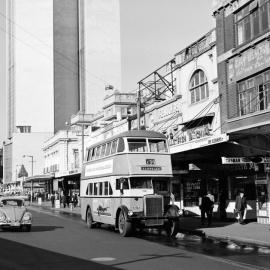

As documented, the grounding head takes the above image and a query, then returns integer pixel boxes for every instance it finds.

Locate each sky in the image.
[120,0,214,91]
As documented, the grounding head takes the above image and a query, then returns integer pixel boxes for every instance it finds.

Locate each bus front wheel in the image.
[86,208,95,229]
[118,210,132,237]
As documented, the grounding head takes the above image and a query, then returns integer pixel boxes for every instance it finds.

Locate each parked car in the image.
[0,196,32,231]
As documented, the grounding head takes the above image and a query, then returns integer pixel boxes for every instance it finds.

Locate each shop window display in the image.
[183,180,201,207]
[231,175,256,200]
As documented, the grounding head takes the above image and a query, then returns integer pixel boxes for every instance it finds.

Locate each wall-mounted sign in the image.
[170,134,229,154]
[228,40,270,83]
[152,100,182,124]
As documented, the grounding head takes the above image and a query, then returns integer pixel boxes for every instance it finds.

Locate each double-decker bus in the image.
[80,130,180,237]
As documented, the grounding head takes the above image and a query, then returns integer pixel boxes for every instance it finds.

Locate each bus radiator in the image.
[144,195,164,226]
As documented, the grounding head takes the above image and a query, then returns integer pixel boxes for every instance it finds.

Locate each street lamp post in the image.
[65,122,70,171]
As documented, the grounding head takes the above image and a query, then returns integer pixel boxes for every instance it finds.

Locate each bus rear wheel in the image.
[118,210,132,237]
[86,208,95,229]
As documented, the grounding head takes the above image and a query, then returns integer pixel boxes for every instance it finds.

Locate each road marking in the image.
[91,257,116,262]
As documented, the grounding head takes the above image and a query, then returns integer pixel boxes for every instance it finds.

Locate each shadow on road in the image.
[0,226,64,233]
[0,237,120,270]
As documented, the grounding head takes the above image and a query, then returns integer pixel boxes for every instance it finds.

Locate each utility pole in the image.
[137,89,141,130]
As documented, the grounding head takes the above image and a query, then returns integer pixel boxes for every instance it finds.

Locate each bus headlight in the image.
[128,210,134,216]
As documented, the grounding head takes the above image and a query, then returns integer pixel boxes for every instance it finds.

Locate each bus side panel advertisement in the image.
[85,160,113,177]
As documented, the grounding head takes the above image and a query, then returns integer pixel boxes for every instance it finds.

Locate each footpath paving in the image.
[29,201,270,248]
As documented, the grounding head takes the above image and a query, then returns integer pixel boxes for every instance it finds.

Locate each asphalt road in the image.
[0,208,269,270]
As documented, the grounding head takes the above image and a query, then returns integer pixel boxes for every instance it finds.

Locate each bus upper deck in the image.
[82,130,173,179]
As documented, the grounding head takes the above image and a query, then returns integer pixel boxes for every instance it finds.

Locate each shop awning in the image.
[24,174,54,183]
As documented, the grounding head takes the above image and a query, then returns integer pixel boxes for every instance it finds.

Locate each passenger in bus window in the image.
[116,178,129,190]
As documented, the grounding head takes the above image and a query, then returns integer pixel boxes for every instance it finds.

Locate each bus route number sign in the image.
[146,159,155,165]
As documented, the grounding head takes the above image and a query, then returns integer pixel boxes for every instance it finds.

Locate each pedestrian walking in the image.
[219,190,227,221]
[235,190,247,224]
[62,194,67,208]
[74,193,78,208]
[50,193,55,208]
[199,190,214,227]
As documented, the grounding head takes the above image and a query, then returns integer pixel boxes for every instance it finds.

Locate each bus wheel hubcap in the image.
[119,212,125,233]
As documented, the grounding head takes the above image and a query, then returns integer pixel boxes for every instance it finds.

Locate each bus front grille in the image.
[144,195,163,226]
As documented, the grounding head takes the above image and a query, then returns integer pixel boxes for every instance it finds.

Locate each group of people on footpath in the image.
[199,189,247,227]
[50,192,79,210]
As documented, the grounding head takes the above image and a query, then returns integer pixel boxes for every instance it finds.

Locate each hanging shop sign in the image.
[222,157,270,164]
[221,157,252,164]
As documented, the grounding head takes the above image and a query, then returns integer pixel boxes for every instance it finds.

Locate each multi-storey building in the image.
[136,29,228,216]
[42,91,136,196]
[1,0,54,186]
[1,0,122,189]
[213,0,270,223]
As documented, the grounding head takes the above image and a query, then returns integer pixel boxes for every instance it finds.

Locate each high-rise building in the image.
[0,0,122,185]
[1,0,54,184]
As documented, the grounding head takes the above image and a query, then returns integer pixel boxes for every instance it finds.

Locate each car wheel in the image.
[86,208,95,229]
[21,225,31,232]
[118,210,132,237]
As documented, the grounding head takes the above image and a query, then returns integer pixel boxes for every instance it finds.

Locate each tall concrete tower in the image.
[0,0,122,184]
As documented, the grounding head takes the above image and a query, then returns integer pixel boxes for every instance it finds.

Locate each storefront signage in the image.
[255,179,268,185]
[153,100,182,124]
[222,157,270,164]
[170,134,229,154]
[85,160,113,177]
[221,157,252,164]
[170,124,211,146]
[228,41,270,83]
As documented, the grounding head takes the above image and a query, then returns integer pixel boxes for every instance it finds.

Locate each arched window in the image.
[189,69,209,104]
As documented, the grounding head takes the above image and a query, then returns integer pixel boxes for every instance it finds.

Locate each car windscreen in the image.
[130,177,153,189]
[1,200,23,207]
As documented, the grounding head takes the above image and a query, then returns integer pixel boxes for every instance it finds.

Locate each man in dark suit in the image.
[235,190,247,224]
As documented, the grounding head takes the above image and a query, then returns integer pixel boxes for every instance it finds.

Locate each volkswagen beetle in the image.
[0,196,32,232]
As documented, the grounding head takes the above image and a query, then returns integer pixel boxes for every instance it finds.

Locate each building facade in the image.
[41,91,136,196]
[1,0,122,188]
[1,0,54,185]
[213,0,270,223]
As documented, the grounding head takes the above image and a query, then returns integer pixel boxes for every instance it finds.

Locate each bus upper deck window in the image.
[91,148,96,160]
[111,139,118,154]
[149,139,168,152]
[117,138,125,152]
[100,144,106,158]
[86,149,92,161]
[105,142,112,156]
[128,139,147,152]
[96,146,101,159]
